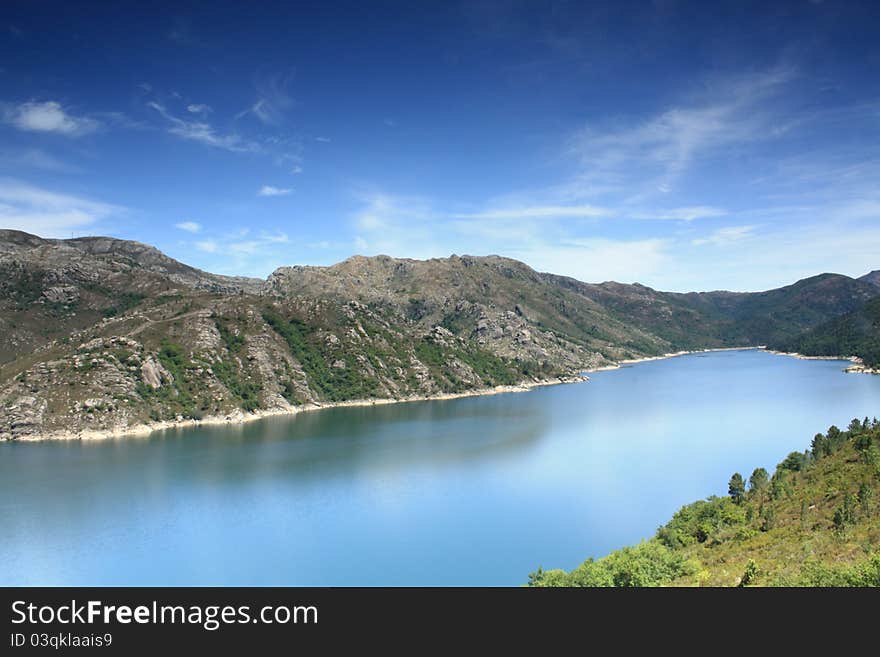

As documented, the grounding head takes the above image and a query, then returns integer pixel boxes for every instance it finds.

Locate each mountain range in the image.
[1,229,877,441]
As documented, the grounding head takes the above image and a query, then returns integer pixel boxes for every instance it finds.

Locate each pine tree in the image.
[749,467,769,497]
[811,433,830,458]
[728,473,746,504]
[858,483,874,517]
[854,433,874,463]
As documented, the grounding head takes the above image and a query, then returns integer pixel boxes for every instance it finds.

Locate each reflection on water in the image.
[2,350,879,585]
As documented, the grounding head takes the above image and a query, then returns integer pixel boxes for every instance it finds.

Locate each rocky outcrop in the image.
[140,357,172,389]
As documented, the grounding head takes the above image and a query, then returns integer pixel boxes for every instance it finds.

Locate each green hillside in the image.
[544,271,879,353]
[529,418,880,587]
[772,297,880,369]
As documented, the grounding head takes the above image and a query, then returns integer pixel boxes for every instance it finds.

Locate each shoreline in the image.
[583,346,762,372]
[10,345,875,443]
[762,349,876,373]
[10,375,588,443]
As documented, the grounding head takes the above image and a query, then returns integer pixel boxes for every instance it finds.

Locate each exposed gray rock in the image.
[141,357,172,389]
[42,285,80,304]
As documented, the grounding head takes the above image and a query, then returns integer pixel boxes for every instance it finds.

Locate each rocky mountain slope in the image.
[0,232,622,440]
[1,229,877,441]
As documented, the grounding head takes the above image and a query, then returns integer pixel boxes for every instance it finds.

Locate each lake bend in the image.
[2,349,879,586]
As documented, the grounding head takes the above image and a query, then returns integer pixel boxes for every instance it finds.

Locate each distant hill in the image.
[529,418,880,587]
[684,273,879,346]
[0,229,877,440]
[860,270,880,288]
[544,272,879,351]
[773,297,880,369]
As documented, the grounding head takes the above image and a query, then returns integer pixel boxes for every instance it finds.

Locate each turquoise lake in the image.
[2,349,879,586]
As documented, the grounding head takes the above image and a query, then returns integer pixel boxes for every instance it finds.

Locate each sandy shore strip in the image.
[762,348,878,373]
[13,374,589,442]
[583,346,761,372]
[763,348,857,362]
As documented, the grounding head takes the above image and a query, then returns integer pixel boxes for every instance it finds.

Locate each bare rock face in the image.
[515,329,532,344]
[429,326,454,346]
[0,395,48,440]
[141,357,172,389]
[42,285,80,304]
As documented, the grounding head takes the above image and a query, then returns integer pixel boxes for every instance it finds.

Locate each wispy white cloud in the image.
[348,183,880,291]
[237,72,296,125]
[93,111,148,131]
[257,185,292,197]
[2,101,99,137]
[634,206,727,222]
[566,67,795,202]
[185,229,291,276]
[524,238,670,284]
[315,136,331,143]
[186,103,211,115]
[348,190,669,283]
[0,178,123,237]
[228,234,288,254]
[239,99,272,124]
[148,102,259,153]
[677,219,880,292]
[260,231,289,243]
[352,192,433,235]
[174,221,201,233]
[0,148,80,173]
[692,225,756,246]
[456,204,611,220]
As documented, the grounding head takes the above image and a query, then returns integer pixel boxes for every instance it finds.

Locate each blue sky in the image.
[1,0,879,291]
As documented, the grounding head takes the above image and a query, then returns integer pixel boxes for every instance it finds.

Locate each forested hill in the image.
[772,298,880,369]
[546,271,879,351]
[529,418,880,587]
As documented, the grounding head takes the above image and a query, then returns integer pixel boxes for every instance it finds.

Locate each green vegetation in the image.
[135,339,263,417]
[136,340,197,419]
[414,335,554,393]
[529,541,698,588]
[789,553,880,586]
[728,473,745,504]
[102,292,146,318]
[773,297,880,369]
[415,338,521,389]
[210,357,261,412]
[529,417,880,587]
[0,263,44,309]
[263,309,380,402]
[214,317,246,353]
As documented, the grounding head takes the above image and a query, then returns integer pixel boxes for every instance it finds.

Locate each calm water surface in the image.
[2,349,879,585]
